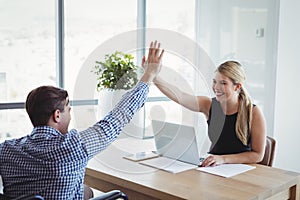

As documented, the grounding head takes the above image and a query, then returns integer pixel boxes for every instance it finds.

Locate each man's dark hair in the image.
[25,86,68,127]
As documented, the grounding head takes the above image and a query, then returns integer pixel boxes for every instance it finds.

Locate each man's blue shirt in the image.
[0,82,149,199]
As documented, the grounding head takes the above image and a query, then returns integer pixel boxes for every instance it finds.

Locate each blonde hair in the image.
[217,61,253,145]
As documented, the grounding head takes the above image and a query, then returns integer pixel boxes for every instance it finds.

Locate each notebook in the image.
[140,120,202,173]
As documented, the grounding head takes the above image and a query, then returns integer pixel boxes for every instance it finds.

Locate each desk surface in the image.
[85,138,300,200]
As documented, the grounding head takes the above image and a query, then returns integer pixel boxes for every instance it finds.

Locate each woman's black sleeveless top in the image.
[207,97,251,155]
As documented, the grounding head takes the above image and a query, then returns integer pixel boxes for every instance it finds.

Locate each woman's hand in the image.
[201,154,225,167]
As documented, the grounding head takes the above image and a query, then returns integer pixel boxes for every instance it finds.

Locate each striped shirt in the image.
[0,81,149,199]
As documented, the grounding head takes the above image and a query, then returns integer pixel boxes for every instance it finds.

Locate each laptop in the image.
[139,120,203,173]
[151,120,201,165]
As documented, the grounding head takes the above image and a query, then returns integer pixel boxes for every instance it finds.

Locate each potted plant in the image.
[92,51,144,138]
[93,51,139,91]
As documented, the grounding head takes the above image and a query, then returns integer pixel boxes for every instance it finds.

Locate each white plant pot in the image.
[97,89,144,139]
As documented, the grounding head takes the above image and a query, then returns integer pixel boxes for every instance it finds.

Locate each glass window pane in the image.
[146,0,197,126]
[147,0,195,98]
[0,0,56,139]
[64,0,138,99]
[147,0,195,38]
[0,0,56,103]
[0,109,32,141]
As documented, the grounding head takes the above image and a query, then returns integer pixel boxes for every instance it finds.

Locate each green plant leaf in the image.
[92,51,138,91]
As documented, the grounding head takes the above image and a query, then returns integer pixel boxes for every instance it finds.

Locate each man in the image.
[0,41,164,199]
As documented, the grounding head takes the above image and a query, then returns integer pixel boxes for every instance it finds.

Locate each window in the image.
[63,0,138,130]
[0,0,279,141]
[145,0,198,136]
[0,0,56,140]
[64,0,138,98]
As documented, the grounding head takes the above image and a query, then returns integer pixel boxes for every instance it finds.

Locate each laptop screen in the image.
[151,120,200,165]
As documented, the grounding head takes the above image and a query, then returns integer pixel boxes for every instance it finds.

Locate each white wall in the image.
[196,0,278,137]
[273,0,300,172]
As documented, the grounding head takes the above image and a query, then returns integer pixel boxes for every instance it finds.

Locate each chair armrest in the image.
[16,195,44,200]
[0,193,44,200]
[90,190,128,200]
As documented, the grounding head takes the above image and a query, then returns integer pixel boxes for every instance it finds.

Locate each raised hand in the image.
[141,41,164,84]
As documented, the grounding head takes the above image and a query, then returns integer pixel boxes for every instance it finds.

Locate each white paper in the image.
[139,156,198,173]
[197,164,256,178]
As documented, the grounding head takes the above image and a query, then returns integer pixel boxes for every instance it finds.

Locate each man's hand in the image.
[141,41,164,84]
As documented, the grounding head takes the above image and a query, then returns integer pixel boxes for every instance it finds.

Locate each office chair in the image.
[0,186,128,200]
[89,190,128,200]
[259,136,276,167]
[0,193,44,200]
[85,185,128,200]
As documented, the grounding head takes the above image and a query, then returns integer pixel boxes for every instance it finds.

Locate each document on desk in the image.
[139,156,198,173]
[197,164,256,178]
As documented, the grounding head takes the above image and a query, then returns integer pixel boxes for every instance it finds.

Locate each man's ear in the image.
[52,109,61,123]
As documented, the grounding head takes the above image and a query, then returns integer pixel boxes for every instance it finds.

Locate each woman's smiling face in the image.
[212,71,239,103]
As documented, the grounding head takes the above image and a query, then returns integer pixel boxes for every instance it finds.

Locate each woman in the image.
[149,60,266,167]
